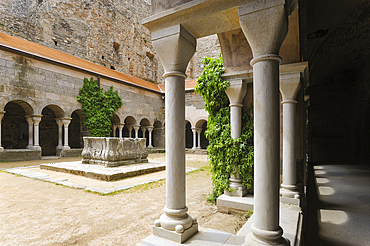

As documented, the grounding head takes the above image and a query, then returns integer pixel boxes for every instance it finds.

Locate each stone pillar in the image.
[62,118,72,149]
[225,79,248,197]
[196,128,202,149]
[151,24,198,243]
[118,124,124,138]
[127,125,133,138]
[0,111,5,152]
[239,1,289,245]
[112,124,118,137]
[147,126,153,148]
[32,115,42,150]
[25,115,34,149]
[280,73,301,199]
[191,127,197,150]
[134,125,140,138]
[141,126,147,145]
[55,118,63,150]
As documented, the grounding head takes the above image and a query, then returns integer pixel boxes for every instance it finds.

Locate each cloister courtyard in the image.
[0,153,248,246]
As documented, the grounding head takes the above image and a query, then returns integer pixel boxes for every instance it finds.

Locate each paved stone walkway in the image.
[304,163,370,246]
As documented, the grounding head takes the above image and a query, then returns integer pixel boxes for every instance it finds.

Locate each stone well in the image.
[81,137,148,167]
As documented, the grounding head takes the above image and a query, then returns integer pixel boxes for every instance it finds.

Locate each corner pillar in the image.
[25,115,34,149]
[0,111,5,152]
[280,73,301,199]
[239,0,290,245]
[151,24,198,243]
[32,115,43,151]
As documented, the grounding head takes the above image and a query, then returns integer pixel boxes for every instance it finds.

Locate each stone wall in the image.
[0,48,165,153]
[0,0,164,84]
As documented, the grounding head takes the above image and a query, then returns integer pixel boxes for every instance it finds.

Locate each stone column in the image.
[225,79,248,197]
[191,127,197,150]
[112,124,118,137]
[239,1,289,245]
[196,128,202,149]
[32,115,42,151]
[0,111,5,152]
[280,73,301,199]
[25,115,34,149]
[151,24,198,243]
[147,126,153,148]
[134,125,140,138]
[55,118,63,150]
[141,126,147,145]
[62,118,72,149]
[118,124,124,138]
[127,125,133,138]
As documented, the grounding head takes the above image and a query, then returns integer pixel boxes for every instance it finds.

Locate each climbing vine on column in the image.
[77,77,122,137]
[195,55,254,203]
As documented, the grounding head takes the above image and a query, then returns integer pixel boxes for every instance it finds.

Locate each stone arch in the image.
[1,101,30,149]
[123,116,137,138]
[39,105,65,156]
[35,101,67,117]
[3,97,35,115]
[69,109,83,148]
[65,104,82,118]
[139,118,151,143]
[153,120,164,148]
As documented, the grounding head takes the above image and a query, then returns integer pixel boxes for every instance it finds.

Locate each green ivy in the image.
[77,77,122,137]
[195,55,254,203]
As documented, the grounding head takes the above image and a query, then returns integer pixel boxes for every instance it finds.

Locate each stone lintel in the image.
[153,222,198,244]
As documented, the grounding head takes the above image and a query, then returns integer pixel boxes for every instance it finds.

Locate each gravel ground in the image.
[0,153,247,246]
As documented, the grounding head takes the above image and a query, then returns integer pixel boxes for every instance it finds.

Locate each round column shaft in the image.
[281,101,299,198]
[32,115,42,150]
[191,127,197,150]
[147,127,153,148]
[62,118,71,149]
[118,124,124,138]
[134,126,140,138]
[56,119,63,149]
[25,116,34,149]
[196,128,201,149]
[230,105,242,139]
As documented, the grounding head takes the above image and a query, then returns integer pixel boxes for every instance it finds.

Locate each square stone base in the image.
[153,223,198,244]
[224,188,248,197]
[280,196,300,206]
[217,194,254,214]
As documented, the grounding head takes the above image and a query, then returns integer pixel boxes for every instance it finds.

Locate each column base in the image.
[280,185,300,199]
[0,147,4,152]
[224,187,248,197]
[153,221,198,244]
[148,145,153,148]
[243,231,290,246]
[28,146,41,151]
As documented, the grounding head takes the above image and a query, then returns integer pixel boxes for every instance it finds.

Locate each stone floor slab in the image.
[216,194,254,214]
[40,161,166,181]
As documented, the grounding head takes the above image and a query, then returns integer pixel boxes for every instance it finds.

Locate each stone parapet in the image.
[0,149,41,162]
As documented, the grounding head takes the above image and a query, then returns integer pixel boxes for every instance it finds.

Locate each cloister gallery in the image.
[0,0,369,245]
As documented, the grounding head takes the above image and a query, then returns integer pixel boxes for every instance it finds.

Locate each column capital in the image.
[151,24,196,73]
[225,79,249,106]
[147,126,153,131]
[0,111,5,120]
[32,115,43,125]
[133,125,140,131]
[239,0,288,57]
[118,123,125,130]
[279,63,308,101]
[61,117,72,126]
[55,118,64,127]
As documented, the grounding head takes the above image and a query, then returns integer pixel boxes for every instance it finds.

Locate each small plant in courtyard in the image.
[77,77,122,137]
[195,55,254,203]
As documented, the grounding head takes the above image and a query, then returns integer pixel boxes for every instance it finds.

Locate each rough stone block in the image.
[81,137,148,167]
